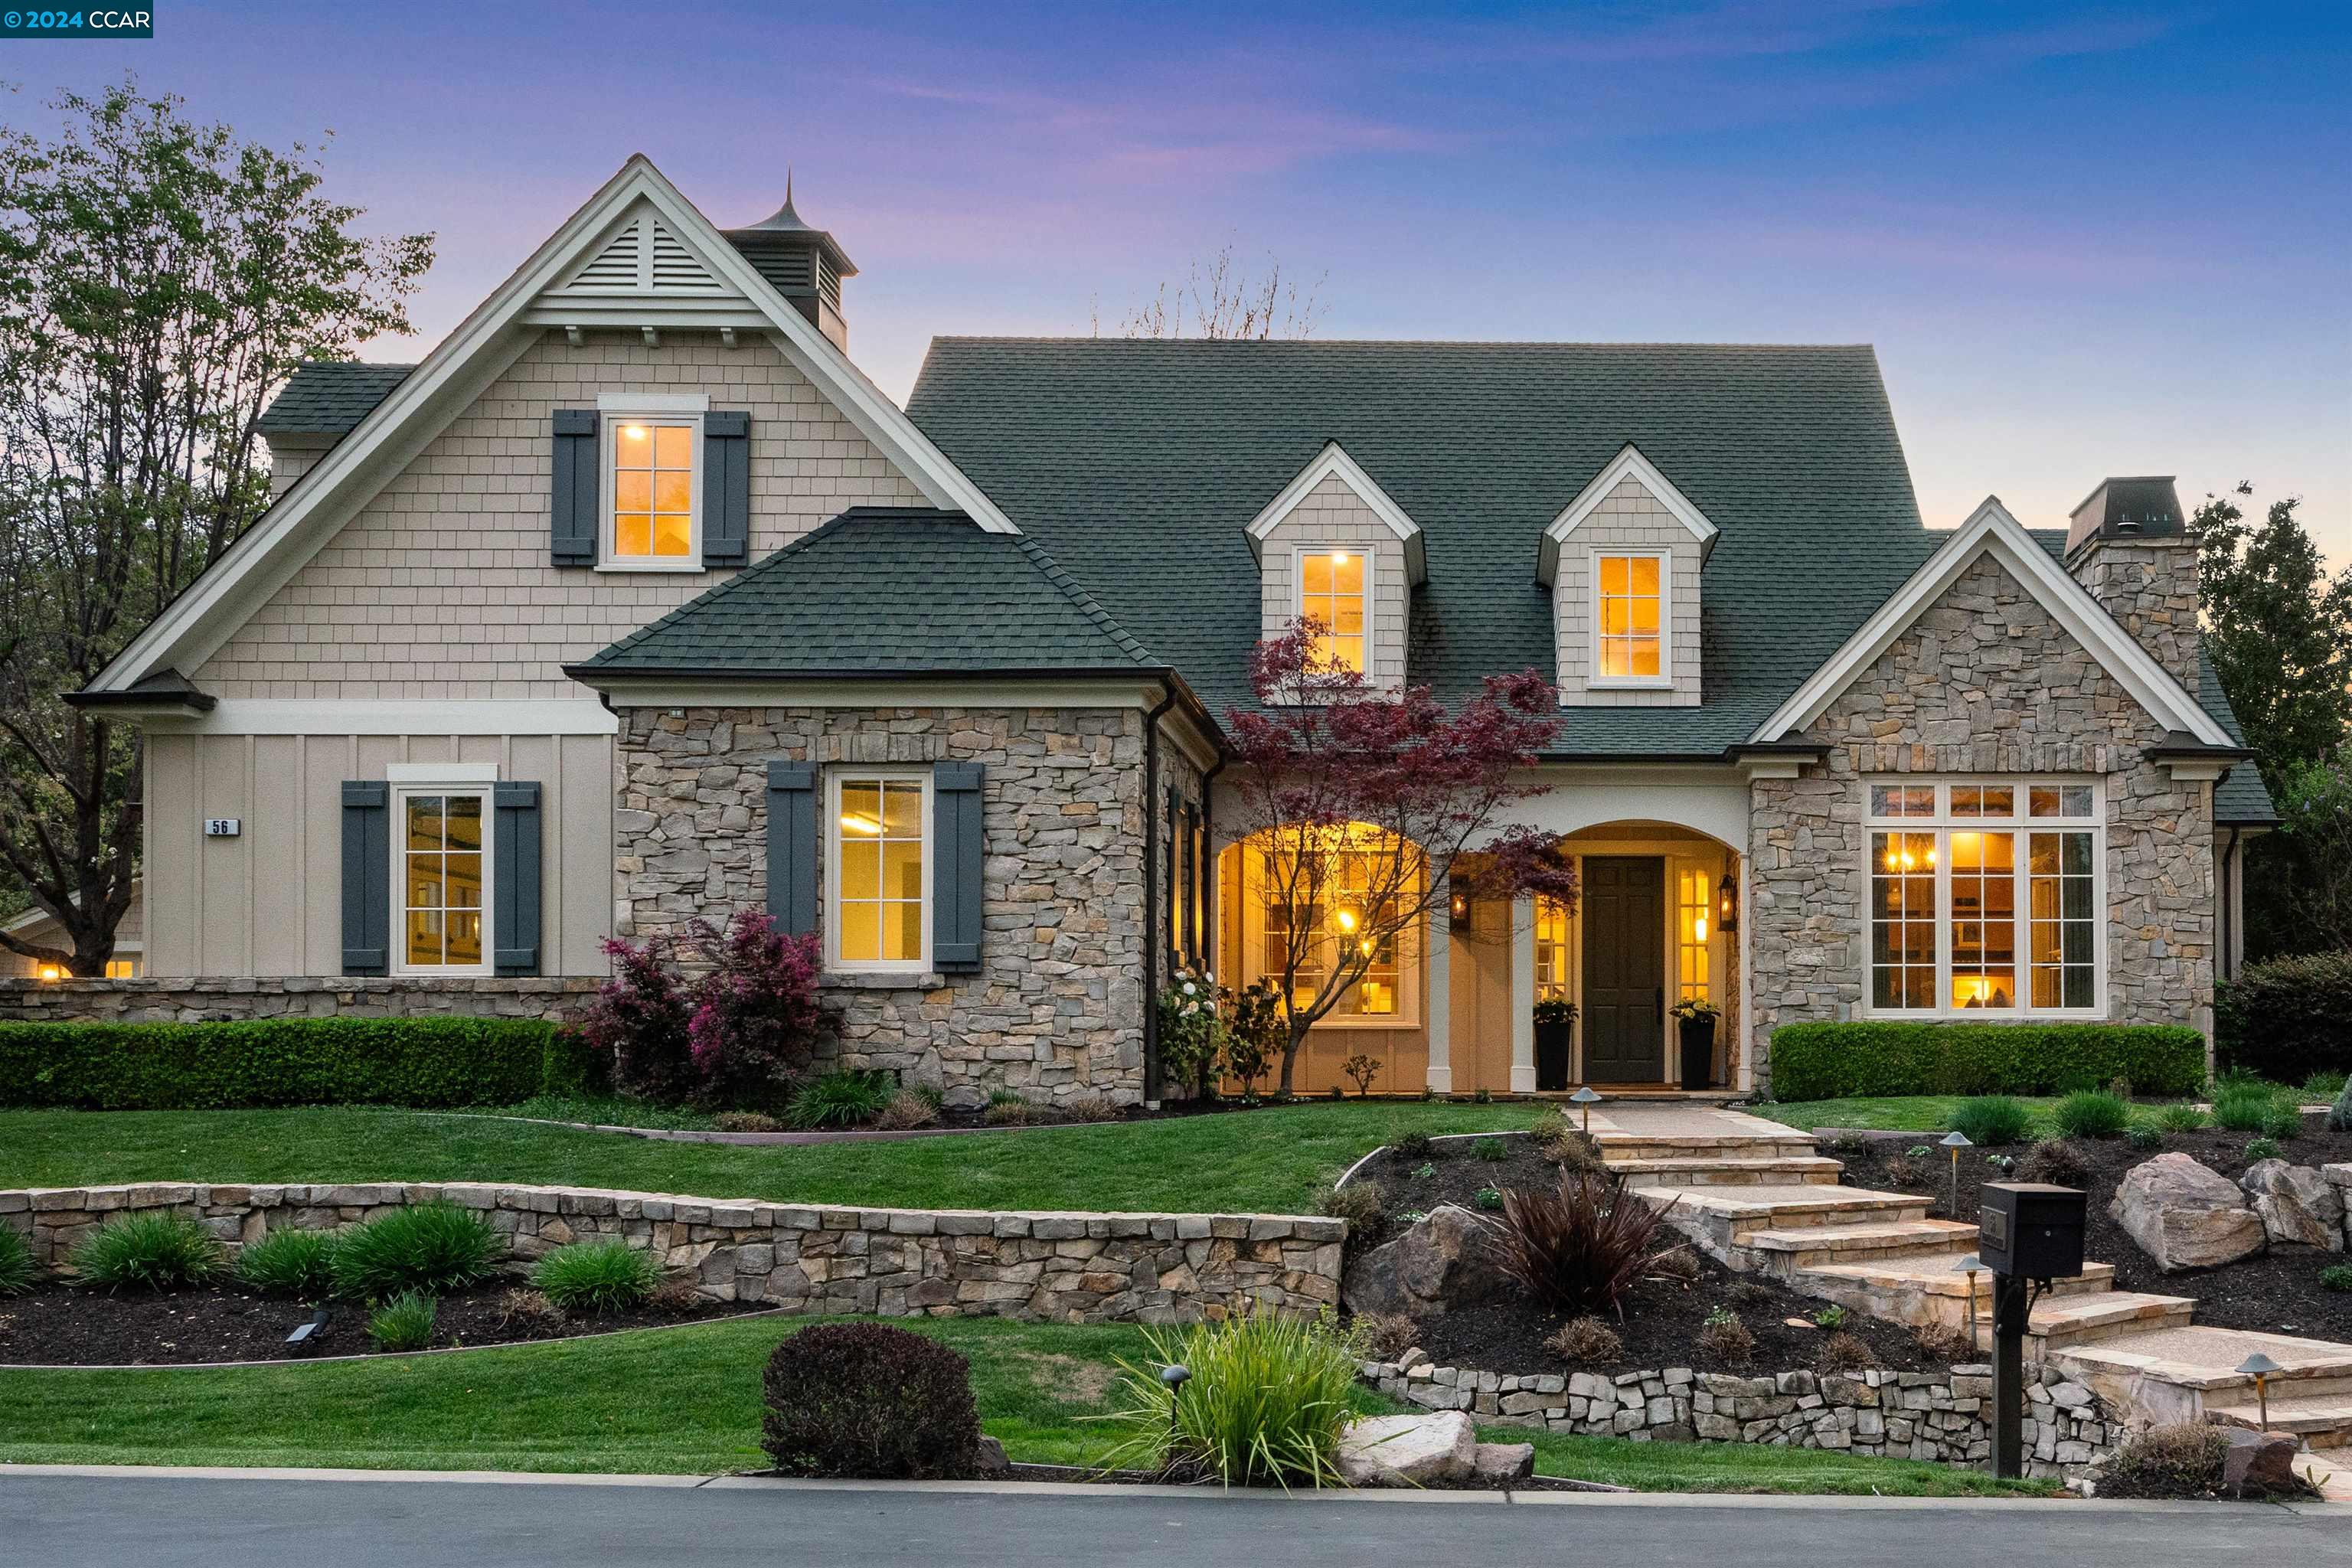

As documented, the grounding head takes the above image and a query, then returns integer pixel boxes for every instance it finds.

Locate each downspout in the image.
[1140,682,1180,1109]
[2219,825,2240,985]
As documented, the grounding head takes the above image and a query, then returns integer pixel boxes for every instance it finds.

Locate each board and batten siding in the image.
[142,728,614,978]
[1256,474,1410,690]
[1553,475,1704,707]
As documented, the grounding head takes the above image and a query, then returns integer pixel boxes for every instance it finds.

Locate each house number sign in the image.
[204,818,241,838]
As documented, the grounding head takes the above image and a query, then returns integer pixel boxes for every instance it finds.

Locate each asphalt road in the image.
[5,1470,2347,1568]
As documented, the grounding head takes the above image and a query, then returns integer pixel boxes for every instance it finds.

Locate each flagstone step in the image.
[2011,1290,2197,1352]
[1641,1184,1934,1262]
[1791,1253,2115,1331]
[2205,1392,2352,1449]
[2055,1327,2352,1423]
[1605,1155,1844,1187]
[1596,1135,1821,1163]
[1736,1217,1981,1266]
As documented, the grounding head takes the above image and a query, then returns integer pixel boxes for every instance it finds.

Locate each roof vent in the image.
[2066,475,2183,558]
[720,172,856,351]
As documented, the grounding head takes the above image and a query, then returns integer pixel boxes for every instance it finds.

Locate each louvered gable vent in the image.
[564,217,643,292]
[648,220,722,292]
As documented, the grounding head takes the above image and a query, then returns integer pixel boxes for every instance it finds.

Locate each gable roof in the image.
[83,155,1017,699]
[1245,442,1426,583]
[256,362,416,439]
[1536,442,1720,585]
[570,508,1161,678]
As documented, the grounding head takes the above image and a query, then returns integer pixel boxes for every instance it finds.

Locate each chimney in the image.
[720,173,856,351]
[2064,475,2200,693]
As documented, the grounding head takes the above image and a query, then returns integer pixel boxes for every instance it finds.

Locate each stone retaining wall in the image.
[1361,1351,2125,1480]
[2,1182,1341,1325]
[0,976,599,1025]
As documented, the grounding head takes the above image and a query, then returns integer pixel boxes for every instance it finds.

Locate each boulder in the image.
[2222,1428,2309,1498]
[2239,1159,2346,1251]
[1472,1441,1536,1481]
[2109,1152,2266,1272]
[1341,1204,1511,1318]
[1335,1411,1478,1487]
[974,1435,1010,1475]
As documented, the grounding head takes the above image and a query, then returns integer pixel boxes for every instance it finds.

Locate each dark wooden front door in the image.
[1581,856,1665,1083]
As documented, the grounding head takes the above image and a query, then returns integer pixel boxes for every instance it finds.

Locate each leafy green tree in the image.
[2188,482,2352,782]
[2262,751,2352,954]
[0,78,431,973]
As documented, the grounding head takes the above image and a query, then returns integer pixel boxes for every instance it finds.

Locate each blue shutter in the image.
[766,761,818,936]
[932,761,985,972]
[340,780,390,974]
[550,410,599,566]
[701,410,750,567]
[494,781,543,975]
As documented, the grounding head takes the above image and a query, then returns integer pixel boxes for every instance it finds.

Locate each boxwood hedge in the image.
[1767,1021,2206,1102]
[0,1016,596,1110]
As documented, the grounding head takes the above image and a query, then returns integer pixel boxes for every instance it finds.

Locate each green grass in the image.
[488,1095,726,1132]
[1757,1096,2060,1135]
[0,1313,2054,1494]
[0,1102,1549,1216]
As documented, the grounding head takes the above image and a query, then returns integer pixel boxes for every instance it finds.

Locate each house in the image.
[48,157,2274,1102]
[0,880,144,980]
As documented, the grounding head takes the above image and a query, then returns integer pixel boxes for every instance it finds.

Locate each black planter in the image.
[1677,1015,1717,1091]
[1534,1021,1573,1092]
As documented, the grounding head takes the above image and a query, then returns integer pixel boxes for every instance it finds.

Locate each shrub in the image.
[236,1229,340,1299]
[1545,1315,1624,1364]
[2211,1080,2278,1132]
[1474,1185,1504,1211]
[1916,1321,1976,1361]
[2305,1070,2350,1103]
[497,1287,565,1331]
[2157,1101,2209,1132]
[870,1090,942,1131]
[589,913,835,1110]
[532,1240,660,1313]
[0,1225,34,1296]
[1811,1304,1847,1330]
[588,931,698,1105]
[2051,1089,2130,1139]
[1488,1171,1675,1318]
[368,1291,438,1352]
[2215,950,2352,1089]
[648,1276,704,1315]
[1096,1309,1357,1488]
[1341,1054,1381,1096]
[1767,1021,2205,1102]
[762,1322,985,1478]
[713,1111,783,1133]
[1732,1279,1777,1309]
[332,1201,503,1298]
[2319,1263,2352,1292]
[1390,1130,1438,1162]
[2126,1123,2163,1151]
[1695,1308,1754,1364]
[1472,1136,1508,1163]
[1314,1181,1387,1258]
[1061,1093,1126,1124]
[1881,1155,1923,1187]
[982,1096,1037,1126]
[2102,1422,2229,1499]
[2017,1138,2091,1187]
[2246,1136,2284,1162]
[1351,1312,1419,1359]
[1946,1096,2034,1146]
[2263,1102,2308,1140]
[0,1016,560,1111]
[70,1213,226,1290]
[786,1068,896,1130]
[1817,1331,1876,1374]
[1648,1246,1704,1285]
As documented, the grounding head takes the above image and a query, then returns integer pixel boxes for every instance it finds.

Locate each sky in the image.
[9,0,2348,562]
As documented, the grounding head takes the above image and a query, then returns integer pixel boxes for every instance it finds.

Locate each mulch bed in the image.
[0,1278,763,1367]
[1344,1139,1953,1377]
[1832,1114,2352,1342]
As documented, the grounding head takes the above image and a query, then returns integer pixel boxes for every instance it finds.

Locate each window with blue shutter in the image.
[701,410,750,567]
[493,781,544,975]
[766,761,818,936]
[340,781,390,975]
[550,410,599,566]
[932,761,985,972]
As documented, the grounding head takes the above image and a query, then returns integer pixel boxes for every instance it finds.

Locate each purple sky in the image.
[17,0,2349,562]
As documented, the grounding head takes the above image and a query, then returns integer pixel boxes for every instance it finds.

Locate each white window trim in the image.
[825,767,933,976]
[1860,776,2106,1021]
[390,782,495,978]
[1282,541,1379,701]
[1587,547,1673,690]
[598,408,704,573]
[1234,846,1420,1029]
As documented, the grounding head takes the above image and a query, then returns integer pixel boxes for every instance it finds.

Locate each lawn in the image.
[0,1100,1548,1216]
[0,1314,2053,1495]
[1755,1096,2060,1135]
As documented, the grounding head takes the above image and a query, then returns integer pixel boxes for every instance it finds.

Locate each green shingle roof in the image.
[256,361,416,437]
[572,508,1161,676]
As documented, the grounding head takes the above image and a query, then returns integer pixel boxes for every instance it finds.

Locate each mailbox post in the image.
[1975,1182,2086,1478]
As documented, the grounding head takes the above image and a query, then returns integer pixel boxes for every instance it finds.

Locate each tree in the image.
[1221,622,1578,1096]
[1098,243,1324,340]
[2187,482,2352,783]
[0,78,431,974]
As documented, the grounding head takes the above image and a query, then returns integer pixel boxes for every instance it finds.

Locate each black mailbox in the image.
[1978,1182,2086,1280]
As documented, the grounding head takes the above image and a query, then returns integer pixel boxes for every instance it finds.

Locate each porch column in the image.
[1510,892,1537,1093]
[1425,884,1452,1095]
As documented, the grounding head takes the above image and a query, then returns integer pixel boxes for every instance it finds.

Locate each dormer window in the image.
[1300,547,1368,673]
[1539,445,1719,708]
[1593,552,1667,684]
[1244,443,1426,697]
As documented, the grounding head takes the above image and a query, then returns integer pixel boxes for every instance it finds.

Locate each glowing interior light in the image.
[622,424,648,441]
[1334,907,1359,933]
[1694,914,1708,943]
[838,813,881,835]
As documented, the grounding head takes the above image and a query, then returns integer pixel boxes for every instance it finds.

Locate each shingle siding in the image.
[1553,475,1704,707]
[1256,474,1409,689]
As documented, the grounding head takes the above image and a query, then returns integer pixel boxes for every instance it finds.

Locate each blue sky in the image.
[14,0,2348,560]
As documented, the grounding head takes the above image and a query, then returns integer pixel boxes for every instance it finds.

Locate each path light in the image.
[1570,1085,1602,1134]
[1940,1130,1972,1216]
[285,1305,330,1348]
[1957,1253,1982,1348]
[2238,1351,2282,1431]
[1160,1363,1192,1446]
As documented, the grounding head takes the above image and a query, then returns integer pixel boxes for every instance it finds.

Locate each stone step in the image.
[1596,1135,1820,1163]
[1642,1184,1933,1264]
[2056,1328,2352,1397]
[1736,1218,1981,1266]
[2206,1393,2352,1449]
[1792,1253,2116,1332]
[1606,1155,1844,1187]
[2011,1290,2198,1352]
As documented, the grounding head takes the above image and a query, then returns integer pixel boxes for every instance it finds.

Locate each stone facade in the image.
[1362,1353,2124,1479]
[614,704,1149,1105]
[1747,554,2214,1092]
[2068,535,2202,693]
[2,1182,1342,1325]
[0,975,597,1024]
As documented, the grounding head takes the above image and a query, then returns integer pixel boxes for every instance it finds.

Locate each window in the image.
[1534,895,1572,1001]
[1592,552,1666,683]
[397,790,488,974]
[104,957,140,979]
[1676,867,1712,1002]
[606,416,698,567]
[831,771,929,971]
[1866,779,2100,1015]
[1249,836,1410,1021]
[1298,547,1367,673]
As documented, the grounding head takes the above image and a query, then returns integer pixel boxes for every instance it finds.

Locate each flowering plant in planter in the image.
[1670,998,1720,1023]
[1534,998,1579,1027]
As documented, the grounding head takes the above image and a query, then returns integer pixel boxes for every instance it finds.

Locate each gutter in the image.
[1139,682,1181,1109]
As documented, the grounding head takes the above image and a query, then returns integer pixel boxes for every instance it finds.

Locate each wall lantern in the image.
[1717,872,1740,936]
[1449,890,1471,930]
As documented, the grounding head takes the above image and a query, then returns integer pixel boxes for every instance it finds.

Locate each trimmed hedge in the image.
[0,1016,581,1110]
[2216,950,2352,1087]
[1768,1021,2207,1102]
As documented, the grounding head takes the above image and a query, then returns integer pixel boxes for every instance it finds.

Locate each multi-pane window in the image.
[1867,780,2100,1015]
[1594,553,1664,681]
[1256,844,1401,1018]
[1676,867,1712,1002]
[1298,549,1367,673]
[609,419,697,563]
[400,792,486,972]
[832,773,926,970]
[1534,895,1573,1001]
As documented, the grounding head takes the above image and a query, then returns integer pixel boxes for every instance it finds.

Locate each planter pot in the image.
[1534,1021,1573,1092]
[1676,1015,1717,1091]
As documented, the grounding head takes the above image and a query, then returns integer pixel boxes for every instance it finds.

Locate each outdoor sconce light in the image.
[1939,1129,1972,1216]
[1716,873,1739,936]
[1449,890,1470,930]
[1570,1085,1602,1134]
[2238,1351,2282,1431]
[1957,1253,1982,1348]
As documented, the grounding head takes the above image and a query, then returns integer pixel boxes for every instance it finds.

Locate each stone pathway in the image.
[1595,1104,2352,1475]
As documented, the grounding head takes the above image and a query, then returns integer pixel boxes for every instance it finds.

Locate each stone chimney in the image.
[720,173,856,352]
[2064,475,2201,694]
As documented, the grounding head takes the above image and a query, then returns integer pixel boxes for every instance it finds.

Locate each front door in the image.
[1580,856,1664,1083]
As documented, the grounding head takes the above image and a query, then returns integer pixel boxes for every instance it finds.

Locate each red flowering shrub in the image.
[586,911,833,1109]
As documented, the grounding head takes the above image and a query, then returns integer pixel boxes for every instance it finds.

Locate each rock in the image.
[2109,1152,2267,1272]
[2221,1428,2307,1498]
[974,1436,1010,1475]
[1341,1205,1510,1318]
[1335,1411,1478,1487]
[2239,1159,2346,1251]
[2332,1076,2352,1134]
[1472,1441,1536,1481]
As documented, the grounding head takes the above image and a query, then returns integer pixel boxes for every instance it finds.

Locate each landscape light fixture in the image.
[1939,1130,1972,1216]
[1956,1253,1982,1347]
[1161,1363,1192,1443]
[284,1305,330,1348]
[2237,1351,2283,1431]
[1570,1085,1602,1134]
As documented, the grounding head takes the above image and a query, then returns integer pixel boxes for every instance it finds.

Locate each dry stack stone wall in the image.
[0,975,597,1024]
[4,1182,1343,1325]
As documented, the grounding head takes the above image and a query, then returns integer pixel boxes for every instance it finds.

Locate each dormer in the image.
[1245,443,1425,691]
[1536,444,1717,707]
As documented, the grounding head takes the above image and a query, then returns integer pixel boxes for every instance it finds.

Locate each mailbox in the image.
[1977,1182,2086,1280]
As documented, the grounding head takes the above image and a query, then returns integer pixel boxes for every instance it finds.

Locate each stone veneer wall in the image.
[3,1183,1344,1325]
[1362,1353,2124,1479]
[0,976,597,1024]
[615,706,1148,1106]
[1746,554,2215,1093]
